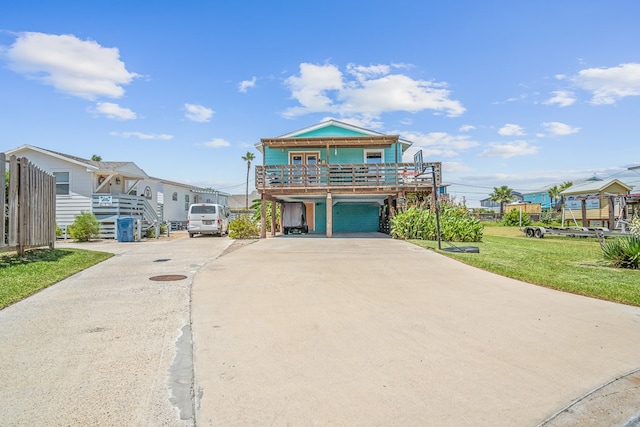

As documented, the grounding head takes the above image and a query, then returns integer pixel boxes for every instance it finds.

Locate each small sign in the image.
[98,195,112,207]
[414,150,424,173]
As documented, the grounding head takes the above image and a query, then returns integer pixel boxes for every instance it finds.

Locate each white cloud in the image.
[401,131,479,161]
[479,141,538,158]
[443,161,473,173]
[282,62,465,120]
[238,77,257,93]
[110,131,173,140]
[544,90,576,107]
[201,138,230,148]
[91,102,136,120]
[498,124,525,136]
[542,121,580,136]
[184,103,214,122]
[4,32,138,100]
[572,63,640,105]
[459,124,475,132]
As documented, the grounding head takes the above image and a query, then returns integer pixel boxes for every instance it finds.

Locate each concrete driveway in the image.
[192,234,640,426]
[1,232,639,426]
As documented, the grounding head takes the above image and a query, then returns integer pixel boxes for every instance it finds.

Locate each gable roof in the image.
[560,179,632,195]
[4,145,149,179]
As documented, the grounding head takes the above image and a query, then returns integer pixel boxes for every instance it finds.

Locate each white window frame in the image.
[364,149,384,164]
[53,171,71,196]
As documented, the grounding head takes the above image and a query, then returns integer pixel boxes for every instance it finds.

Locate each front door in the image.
[290,152,319,185]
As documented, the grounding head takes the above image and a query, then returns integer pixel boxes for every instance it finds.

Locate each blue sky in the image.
[1,1,639,206]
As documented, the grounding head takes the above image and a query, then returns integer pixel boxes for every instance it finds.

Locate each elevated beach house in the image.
[3,145,227,238]
[560,179,632,228]
[254,120,442,237]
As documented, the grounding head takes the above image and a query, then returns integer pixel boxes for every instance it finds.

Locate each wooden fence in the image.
[1,153,57,256]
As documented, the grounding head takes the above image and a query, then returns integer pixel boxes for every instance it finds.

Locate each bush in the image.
[67,212,100,242]
[629,215,640,237]
[390,201,483,242]
[502,209,532,226]
[540,211,555,225]
[229,215,260,239]
[601,235,640,269]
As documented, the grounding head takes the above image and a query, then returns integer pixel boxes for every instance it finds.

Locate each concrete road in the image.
[192,234,640,426]
[0,233,231,427]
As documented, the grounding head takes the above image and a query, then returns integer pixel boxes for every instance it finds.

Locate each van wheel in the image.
[284,228,289,235]
[189,233,194,238]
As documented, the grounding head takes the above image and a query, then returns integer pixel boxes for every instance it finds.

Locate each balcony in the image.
[256,162,441,196]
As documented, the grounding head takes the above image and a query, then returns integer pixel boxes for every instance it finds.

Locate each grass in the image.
[409,226,640,307]
[0,248,113,309]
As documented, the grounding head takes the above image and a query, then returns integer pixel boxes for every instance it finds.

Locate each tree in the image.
[91,154,102,161]
[241,151,256,210]
[549,181,572,210]
[489,185,515,216]
[548,185,561,208]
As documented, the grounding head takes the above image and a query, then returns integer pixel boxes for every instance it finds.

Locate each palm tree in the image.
[241,151,256,210]
[489,185,515,216]
[548,185,561,208]
[91,154,102,161]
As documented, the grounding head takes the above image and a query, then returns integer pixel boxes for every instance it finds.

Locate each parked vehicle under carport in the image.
[281,202,308,235]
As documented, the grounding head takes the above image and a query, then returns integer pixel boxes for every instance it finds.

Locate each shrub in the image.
[601,235,640,269]
[160,223,168,235]
[629,215,640,237]
[145,227,155,238]
[229,215,260,239]
[67,212,100,242]
[391,201,483,242]
[540,211,555,225]
[502,209,532,226]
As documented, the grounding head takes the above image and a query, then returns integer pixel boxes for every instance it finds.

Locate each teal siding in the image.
[263,133,402,166]
[333,203,379,232]
[298,125,366,137]
[315,201,326,232]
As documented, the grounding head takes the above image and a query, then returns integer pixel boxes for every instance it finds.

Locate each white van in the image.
[187,203,230,237]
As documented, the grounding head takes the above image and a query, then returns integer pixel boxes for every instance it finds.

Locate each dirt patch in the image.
[219,239,258,257]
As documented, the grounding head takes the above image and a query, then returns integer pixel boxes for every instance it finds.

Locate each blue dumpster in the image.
[117,217,135,242]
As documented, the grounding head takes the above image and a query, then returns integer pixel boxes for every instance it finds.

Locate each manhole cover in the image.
[149,275,187,281]
[153,259,171,263]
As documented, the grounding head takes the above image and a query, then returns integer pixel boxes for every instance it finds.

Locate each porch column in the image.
[581,199,588,227]
[608,196,615,229]
[326,192,333,238]
[260,194,267,239]
[270,199,276,236]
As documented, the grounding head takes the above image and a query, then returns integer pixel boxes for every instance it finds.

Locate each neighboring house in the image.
[227,190,260,219]
[560,179,632,228]
[152,177,229,229]
[254,119,442,237]
[480,191,523,211]
[523,188,554,210]
[3,145,225,238]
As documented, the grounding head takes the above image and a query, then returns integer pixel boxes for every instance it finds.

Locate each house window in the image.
[172,192,178,201]
[185,194,190,211]
[364,150,383,164]
[53,172,70,195]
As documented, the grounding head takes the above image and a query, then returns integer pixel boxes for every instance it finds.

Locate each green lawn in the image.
[0,248,113,309]
[410,226,640,307]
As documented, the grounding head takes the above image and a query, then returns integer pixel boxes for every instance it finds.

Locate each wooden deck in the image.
[256,162,441,196]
